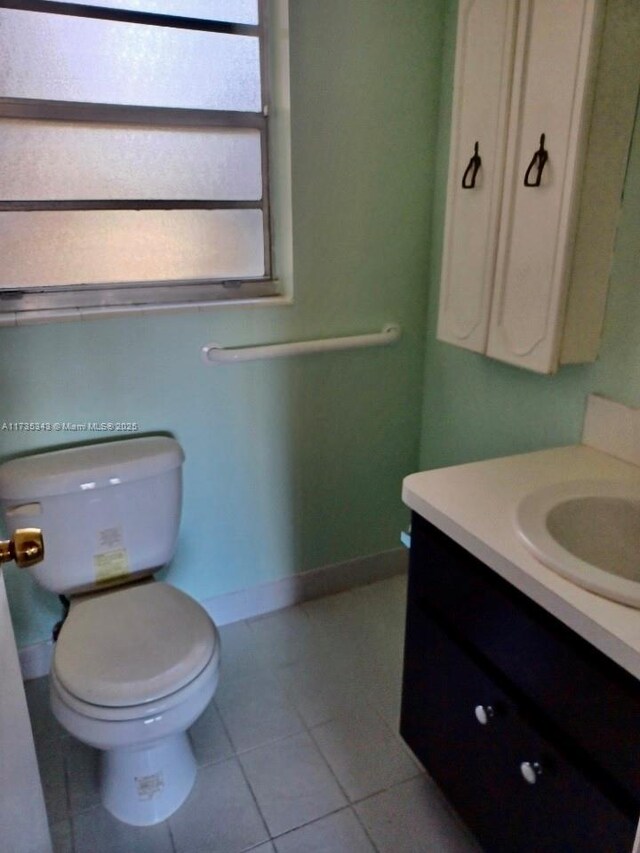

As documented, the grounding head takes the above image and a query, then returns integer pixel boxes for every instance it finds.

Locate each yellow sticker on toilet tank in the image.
[94,549,130,584]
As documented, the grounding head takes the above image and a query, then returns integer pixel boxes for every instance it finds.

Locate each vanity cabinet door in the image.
[410,511,640,810]
[486,0,602,372]
[401,603,524,851]
[436,0,518,354]
[500,705,636,853]
[402,514,638,852]
[401,601,636,853]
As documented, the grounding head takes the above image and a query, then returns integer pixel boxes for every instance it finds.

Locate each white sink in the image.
[516,479,640,608]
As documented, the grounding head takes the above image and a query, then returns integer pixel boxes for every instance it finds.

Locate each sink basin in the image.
[516,479,640,607]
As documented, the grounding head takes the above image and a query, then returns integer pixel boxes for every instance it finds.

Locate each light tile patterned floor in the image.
[26,575,482,853]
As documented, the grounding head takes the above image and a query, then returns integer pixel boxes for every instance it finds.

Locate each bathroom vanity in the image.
[401,445,640,852]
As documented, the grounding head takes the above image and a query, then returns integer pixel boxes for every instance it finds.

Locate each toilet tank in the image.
[0,437,184,595]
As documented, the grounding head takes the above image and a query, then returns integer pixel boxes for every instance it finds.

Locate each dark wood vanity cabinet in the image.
[401,512,640,852]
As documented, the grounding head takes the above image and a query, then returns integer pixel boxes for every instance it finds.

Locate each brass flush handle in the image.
[0,529,45,568]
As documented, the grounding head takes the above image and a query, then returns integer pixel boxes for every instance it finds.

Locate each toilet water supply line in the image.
[200,324,401,365]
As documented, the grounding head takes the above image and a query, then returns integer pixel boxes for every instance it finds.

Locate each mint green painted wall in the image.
[0,0,446,648]
[420,2,640,471]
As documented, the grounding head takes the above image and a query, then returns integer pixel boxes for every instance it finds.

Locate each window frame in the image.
[0,0,292,320]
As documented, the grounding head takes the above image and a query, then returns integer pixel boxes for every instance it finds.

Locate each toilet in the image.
[0,436,220,827]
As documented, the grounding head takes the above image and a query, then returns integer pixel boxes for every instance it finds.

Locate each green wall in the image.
[420,2,640,471]
[0,0,446,648]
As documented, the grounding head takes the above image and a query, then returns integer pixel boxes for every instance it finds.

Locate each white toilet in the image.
[0,437,220,827]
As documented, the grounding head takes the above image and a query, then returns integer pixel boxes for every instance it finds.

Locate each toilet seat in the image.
[51,644,220,723]
[53,581,218,708]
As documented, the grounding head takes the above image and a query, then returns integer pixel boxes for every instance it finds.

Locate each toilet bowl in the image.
[0,437,220,826]
[51,579,220,825]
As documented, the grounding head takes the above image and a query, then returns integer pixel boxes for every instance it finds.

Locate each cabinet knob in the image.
[474,704,495,725]
[520,761,543,784]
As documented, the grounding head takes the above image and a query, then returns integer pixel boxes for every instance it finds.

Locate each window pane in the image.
[0,210,265,286]
[0,10,261,112]
[45,0,259,25]
[0,121,262,201]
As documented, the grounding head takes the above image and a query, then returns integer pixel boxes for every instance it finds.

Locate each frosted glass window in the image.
[46,1,259,25]
[0,10,261,112]
[1,121,262,201]
[0,0,275,308]
[0,210,265,287]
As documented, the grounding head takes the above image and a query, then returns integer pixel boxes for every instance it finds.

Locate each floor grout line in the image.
[304,721,353,804]
[266,803,370,848]
[213,706,308,759]
[216,709,272,848]
[165,808,179,853]
[350,804,382,853]
[235,596,374,846]
[61,745,74,848]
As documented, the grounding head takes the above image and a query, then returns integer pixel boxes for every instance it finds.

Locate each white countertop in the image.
[402,445,640,681]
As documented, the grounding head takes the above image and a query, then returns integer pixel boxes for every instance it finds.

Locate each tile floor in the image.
[26,574,482,853]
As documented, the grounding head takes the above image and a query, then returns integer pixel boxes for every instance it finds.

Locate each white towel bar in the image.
[201,323,400,364]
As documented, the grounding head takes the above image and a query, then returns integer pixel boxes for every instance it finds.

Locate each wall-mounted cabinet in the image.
[437,0,640,374]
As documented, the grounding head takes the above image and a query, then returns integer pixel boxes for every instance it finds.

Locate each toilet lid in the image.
[54,582,217,707]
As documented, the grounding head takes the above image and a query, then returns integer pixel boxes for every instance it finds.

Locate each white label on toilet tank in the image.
[135,772,165,801]
[98,527,123,550]
[94,548,130,584]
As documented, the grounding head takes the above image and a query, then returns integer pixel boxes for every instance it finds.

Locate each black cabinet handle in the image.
[461,141,482,189]
[523,133,548,187]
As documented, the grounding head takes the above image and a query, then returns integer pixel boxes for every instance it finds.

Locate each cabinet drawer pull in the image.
[523,133,549,187]
[474,704,495,725]
[461,141,482,189]
[520,761,543,784]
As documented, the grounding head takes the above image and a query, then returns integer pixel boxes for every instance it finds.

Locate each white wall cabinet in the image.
[437,0,639,374]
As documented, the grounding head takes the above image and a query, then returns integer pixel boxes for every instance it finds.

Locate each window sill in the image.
[0,294,293,327]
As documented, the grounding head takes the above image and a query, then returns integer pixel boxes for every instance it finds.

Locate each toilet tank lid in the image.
[0,437,184,500]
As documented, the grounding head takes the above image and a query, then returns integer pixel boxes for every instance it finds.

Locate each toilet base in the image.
[100,732,197,826]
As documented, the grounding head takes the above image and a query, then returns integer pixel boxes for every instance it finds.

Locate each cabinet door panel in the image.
[400,604,635,852]
[487,0,601,372]
[437,0,518,353]
[401,605,526,851]
[502,706,636,853]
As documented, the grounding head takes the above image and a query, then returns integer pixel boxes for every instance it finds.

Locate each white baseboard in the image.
[20,547,407,680]
[19,640,54,682]
[201,547,407,626]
